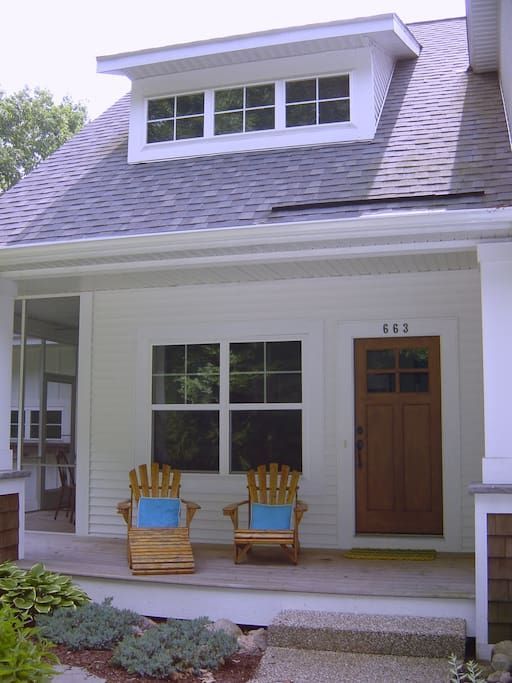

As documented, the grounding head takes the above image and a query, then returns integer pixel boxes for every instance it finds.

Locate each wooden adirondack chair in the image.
[117,463,200,575]
[223,463,308,565]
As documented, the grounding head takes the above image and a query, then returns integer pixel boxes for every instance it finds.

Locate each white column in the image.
[478,243,512,484]
[0,280,17,471]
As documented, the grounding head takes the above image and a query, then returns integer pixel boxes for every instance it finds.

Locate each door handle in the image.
[355,439,364,468]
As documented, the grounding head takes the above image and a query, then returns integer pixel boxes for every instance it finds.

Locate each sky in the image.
[1,0,466,121]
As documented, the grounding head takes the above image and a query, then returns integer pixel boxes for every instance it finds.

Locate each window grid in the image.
[151,340,303,473]
[146,73,350,144]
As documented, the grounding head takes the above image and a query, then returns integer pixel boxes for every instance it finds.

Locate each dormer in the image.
[97,14,420,164]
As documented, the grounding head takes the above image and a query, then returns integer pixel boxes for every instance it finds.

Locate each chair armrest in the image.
[294,500,308,526]
[181,499,201,527]
[116,499,131,525]
[222,500,249,529]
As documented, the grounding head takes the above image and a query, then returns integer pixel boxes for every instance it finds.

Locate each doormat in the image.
[343,548,437,561]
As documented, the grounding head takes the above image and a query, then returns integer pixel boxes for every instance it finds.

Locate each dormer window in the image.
[147,92,204,143]
[214,84,275,136]
[146,74,350,145]
[285,75,350,127]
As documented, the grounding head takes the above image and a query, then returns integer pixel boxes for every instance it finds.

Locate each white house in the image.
[0,0,511,658]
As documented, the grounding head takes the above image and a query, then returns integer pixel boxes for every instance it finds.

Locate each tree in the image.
[0,86,87,192]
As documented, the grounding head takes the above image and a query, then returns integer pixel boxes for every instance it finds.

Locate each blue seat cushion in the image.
[137,497,180,528]
[250,503,293,530]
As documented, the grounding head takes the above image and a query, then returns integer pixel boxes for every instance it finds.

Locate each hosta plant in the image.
[0,604,58,682]
[0,561,89,620]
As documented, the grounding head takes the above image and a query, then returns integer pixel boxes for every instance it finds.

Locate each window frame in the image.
[138,320,323,482]
[145,72,350,145]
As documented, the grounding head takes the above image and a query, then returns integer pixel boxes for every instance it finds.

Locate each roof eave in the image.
[96,14,420,80]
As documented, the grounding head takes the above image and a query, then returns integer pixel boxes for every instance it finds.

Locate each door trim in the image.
[336,318,461,551]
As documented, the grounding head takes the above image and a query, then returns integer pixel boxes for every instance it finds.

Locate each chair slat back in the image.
[129,464,181,503]
[247,463,300,505]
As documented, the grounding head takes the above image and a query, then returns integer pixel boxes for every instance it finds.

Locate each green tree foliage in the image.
[0,86,87,192]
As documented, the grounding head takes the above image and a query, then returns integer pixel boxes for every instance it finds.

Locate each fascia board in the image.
[0,207,511,270]
[96,14,419,79]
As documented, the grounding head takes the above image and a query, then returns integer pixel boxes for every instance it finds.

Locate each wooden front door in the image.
[354,337,443,535]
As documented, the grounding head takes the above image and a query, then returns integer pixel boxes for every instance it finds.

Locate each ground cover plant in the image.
[38,598,253,681]
[36,597,142,650]
[111,617,238,678]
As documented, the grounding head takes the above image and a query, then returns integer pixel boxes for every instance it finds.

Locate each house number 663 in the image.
[382,322,409,334]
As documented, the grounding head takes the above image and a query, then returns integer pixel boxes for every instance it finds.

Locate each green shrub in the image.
[111,617,238,678]
[36,597,142,650]
[448,654,486,683]
[0,604,58,682]
[0,561,89,620]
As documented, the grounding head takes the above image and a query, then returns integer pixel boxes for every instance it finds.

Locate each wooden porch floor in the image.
[21,532,476,631]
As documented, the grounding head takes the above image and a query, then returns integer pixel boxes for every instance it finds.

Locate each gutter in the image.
[0,206,511,272]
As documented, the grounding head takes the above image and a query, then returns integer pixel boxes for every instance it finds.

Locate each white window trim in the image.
[136,320,323,483]
[128,47,376,163]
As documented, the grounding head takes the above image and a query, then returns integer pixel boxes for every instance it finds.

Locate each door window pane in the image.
[367,350,395,370]
[230,410,302,472]
[399,349,429,369]
[153,411,219,471]
[367,374,396,393]
[399,373,429,393]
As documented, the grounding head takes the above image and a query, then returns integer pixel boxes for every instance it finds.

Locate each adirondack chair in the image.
[223,463,308,565]
[116,463,200,575]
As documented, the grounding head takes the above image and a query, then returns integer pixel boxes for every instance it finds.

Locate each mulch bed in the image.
[54,645,262,682]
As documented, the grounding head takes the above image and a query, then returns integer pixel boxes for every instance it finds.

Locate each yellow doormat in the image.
[343,548,437,561]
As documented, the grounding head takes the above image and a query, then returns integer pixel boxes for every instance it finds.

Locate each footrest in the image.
[128,527,195,575]
[234,529,295,544]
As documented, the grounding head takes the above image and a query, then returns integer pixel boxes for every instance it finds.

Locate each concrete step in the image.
[248,646,451,683]
[268,609,466,659]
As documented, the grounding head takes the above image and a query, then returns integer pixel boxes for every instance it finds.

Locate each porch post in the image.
[0,279,29,560]
[472,243,512,658]
[0,279,17,471]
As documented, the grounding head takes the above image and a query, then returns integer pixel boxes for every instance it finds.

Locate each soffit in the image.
[11,250,477,297]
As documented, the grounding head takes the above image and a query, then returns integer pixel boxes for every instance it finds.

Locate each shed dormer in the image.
[97,14,420,164]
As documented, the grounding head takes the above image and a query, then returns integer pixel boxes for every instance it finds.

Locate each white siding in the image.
[88,269,482,551]
[371,45,395,124]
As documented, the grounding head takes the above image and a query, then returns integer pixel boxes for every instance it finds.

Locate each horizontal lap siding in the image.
[88,269,482,550]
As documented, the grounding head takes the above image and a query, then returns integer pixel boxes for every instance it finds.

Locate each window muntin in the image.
[146,74,349,144]
[151,340,302,473]
[214,84,275,136]
[28,410,63,440]
[147,93,204,143]
[285,75,350,128]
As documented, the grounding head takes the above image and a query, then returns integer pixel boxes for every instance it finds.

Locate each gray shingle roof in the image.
[1,17,511,247]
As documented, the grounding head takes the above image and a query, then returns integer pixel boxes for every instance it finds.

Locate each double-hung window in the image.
[151,340,302,472]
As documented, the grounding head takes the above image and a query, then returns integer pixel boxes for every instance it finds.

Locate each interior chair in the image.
[117,463,200,575]
[223,462,308,565]
[54,450,76,525]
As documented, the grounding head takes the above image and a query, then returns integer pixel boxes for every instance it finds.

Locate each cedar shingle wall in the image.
[0,494,19,562]
[488,514,512,643]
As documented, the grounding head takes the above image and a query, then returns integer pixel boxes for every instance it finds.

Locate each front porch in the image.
[20,531,476,635]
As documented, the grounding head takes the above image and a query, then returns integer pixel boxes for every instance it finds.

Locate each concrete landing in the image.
[248,646,451,683]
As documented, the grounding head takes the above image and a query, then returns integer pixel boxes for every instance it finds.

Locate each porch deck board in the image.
[21,532,474,600]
